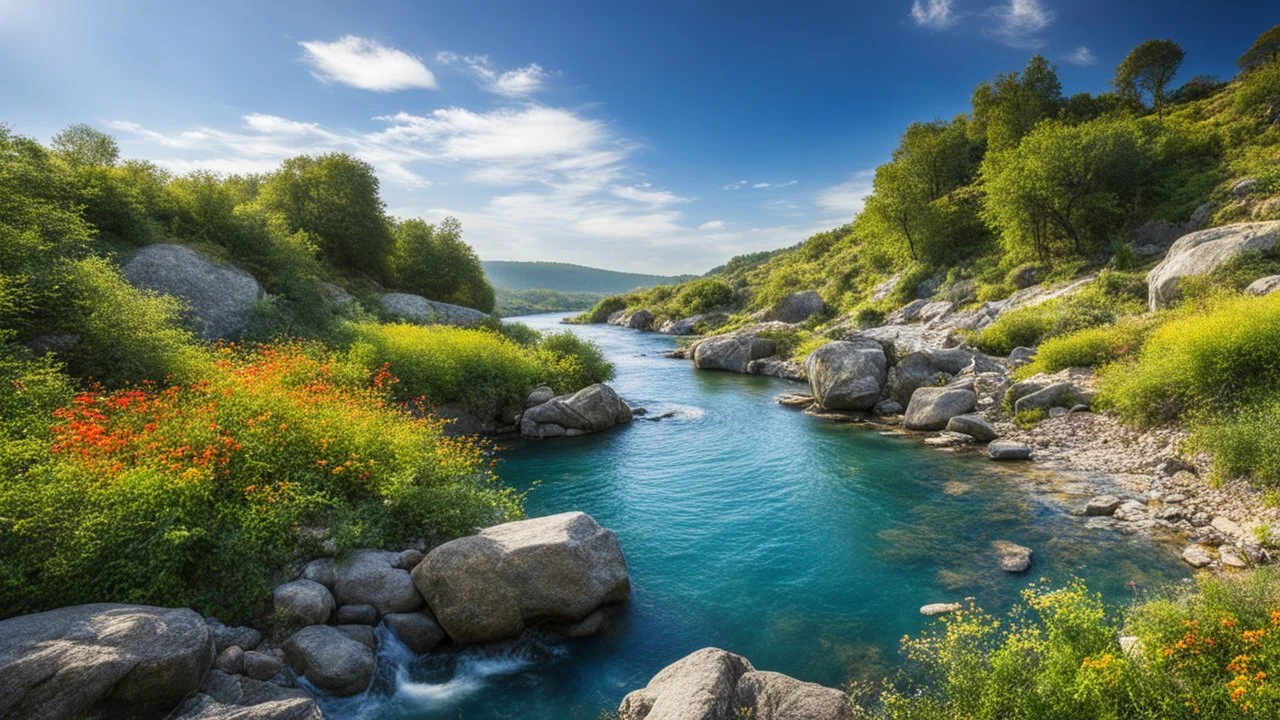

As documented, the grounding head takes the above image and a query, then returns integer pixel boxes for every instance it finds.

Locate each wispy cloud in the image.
[984,0,1055,49]
[699,220,726,231]
[436,52,550,97]
[910,0,957,30]
[299,36,436,91]
[1065,46,1097,66]
[816,170,875,217]
[750,180,797,190]
[611,183,693,206]
[722,180,747,190]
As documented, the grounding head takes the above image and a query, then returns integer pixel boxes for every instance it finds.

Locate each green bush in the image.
[572,295,629,324]
[535,331,614,393]
[1018,314,1162,377]
[669,278,734,317]
[1191,392,1280,485]
[975,272,1147,355]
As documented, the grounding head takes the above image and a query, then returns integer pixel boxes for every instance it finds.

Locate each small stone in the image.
[1048,406,1069,418]
[1211,516,1245,539]
[1219,546,1249,569]
[1113,500,1150,522]
[920,603,962,616]
[1165,493,1187,504]
[392,549,426,571]
[205,618,263,653]
[1084,495,1121,517]
[214,646,244,674]
[1181,545,1213,568]
[988,441,1031,461]
[874,399,904,416]
[945,414,998,442]
[242,650,283,682]
[924,431,975,447]
[336,604,378,626]
[992,540,1033,572]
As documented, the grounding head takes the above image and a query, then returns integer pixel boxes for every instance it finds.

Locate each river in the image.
[323,312,1188,719]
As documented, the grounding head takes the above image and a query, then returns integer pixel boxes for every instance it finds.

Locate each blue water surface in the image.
[325,313,1188,719]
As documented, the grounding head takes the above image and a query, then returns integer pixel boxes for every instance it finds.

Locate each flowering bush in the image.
[0,342,520,623]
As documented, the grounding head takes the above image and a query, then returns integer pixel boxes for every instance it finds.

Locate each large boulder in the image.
[272,580,334,627]
[123,243,262,340]
[0,603,215,720]
[803,339,887,411]
[617,648,850,720]
[1147,222,1280,309]
[945,414,998,442]
[622,309,654,330]
[332,549,423,616]
[383,611,446,654]
[769,291,826,324]
[380,292,490,326]
[520,383,634,439]
[169,670,321,720]
[693,336,777,373]
[903,387,976,431]
[281,625,375,697]
[410,511,629,644]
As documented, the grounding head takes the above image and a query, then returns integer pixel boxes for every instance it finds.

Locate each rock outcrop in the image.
[769,291,826,323]
[1246,275,1280,296]
[1147,221,1280,309]
[692,335,777,373]
[169,670,322,720]
[803,339,887,411]
[520,383,634,438]
[123,243,262,340]
[0,603,215,720]
[903,387,976,431]
[617,648,851,720]
[380,292,490,326]
[410,511,629,644]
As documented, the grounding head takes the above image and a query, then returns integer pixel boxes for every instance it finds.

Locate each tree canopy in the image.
[1239,24,1280,71]
[1115,39,1185,120]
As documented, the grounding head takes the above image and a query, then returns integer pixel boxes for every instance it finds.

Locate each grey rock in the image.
[383,612,447,654]
[207,618,263,653]
[1212,516,1246,539]
[1013,382,1082,414]
[215,646,246,674]
[693,336,777,373]
[336,604,378,626]
[945,414,998,442]
[1114,500,1150,522]
[1233,177,1259,197]
[924,431,974,447]
[333,549,422,616]
[123,243,262,340]
[1182,544,1213,568]
[904,387,976,431]
[769,291,826,323]
[1246,275,1280,296]
[0,603,214,720]
[524,386,556,409]
[623,309,654,330]
[804,340,887,411]
[334,625,377,652]
[242,651,283,682]
[380,292,490,326]
[885,299,928,324]
[298,558,335,589]
[992,540,1033,572]
[272,580,334,627]
[1148,221,1280,309]
[169,670,320,720]
[747,357,806,381]
[1219,545,1249,568]
[889,352,947,405]
[920,603,962,616]
[521,383,634,439]
[411,511,629,644]
[874,399,904,416]
[734,671,852,720]
[1084,495,1122,517]
[918,301,955,324]
[988,441,1031,461]
[392,548,426,570]
[282,625,375,696]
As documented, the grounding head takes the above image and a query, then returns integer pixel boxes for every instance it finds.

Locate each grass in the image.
[974,271,1147,356]
[1015,314,1163,379]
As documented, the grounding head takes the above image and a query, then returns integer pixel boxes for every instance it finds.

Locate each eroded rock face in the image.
[617,648,850,720]
[411,511,630,644]
[123,243,262,340]
[1147,221,1280,309]
[693,336,777,373]
[803,339,887,411]
[380,293,490,326]
[169,670,321,720]
[520,383,634,439]
[0,603,215,720]
[903,387,976,431]
[281,625,375,697]
[333,549,423,616]
[769,291,826,324]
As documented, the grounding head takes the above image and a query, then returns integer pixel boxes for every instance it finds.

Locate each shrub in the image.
[974,304,1060,355]
[975,273,1146,355]
[1099,293,1280,425]
[1191,392,1280,486]
[1018,314,1162,378]
[0,343,520,623]
[572,295,629,324]
[669,278,734,317]
[534,331,613,393]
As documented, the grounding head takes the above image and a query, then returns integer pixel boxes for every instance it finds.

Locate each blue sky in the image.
[0,1,1273,273]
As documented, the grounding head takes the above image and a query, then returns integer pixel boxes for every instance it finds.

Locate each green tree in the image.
[970,56,1063,151]
[391,217,495,313]
[1114,39,1185,121]
[1238,24,1280,72]
[981,117,1147,263]
[254,153,395,281]
[50,123,119,167]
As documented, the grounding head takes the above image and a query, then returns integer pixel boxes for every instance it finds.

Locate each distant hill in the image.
[482,261,696,294]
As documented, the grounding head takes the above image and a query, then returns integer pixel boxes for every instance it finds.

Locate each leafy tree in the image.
[982,117,1147,263]
[1059,92,1142,124]
[1167,76,1224,106]
[1238,24,1280,72]
[50,123,119,167]
[1114,40,1185,121]
[391,217,495,313]
[970,56,1063,151]
[254,153,395,281]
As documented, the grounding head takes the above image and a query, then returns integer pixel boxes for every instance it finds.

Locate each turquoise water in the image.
[327,313,1189,719]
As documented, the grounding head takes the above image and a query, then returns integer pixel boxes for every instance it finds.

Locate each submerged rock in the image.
[920,602,962,616]
[410,511,630,644]
[617,647,851,720]
[804,339,887,411]
[0,603,214,720]
[992,540,1033,573]
[520,383,634,438]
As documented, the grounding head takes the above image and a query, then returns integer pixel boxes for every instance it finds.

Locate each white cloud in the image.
[299,36,436,91]
[753,182,771,189]
[699,220,726,231]
[611,183,693,206]
[1065,46,1097,66]
[722,180,747,190]
[985,0,1054,49]
[910,0,957,30]
[436,52,550,97]
[816,170,875,216]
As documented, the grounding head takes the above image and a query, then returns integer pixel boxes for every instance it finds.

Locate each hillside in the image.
[483,260,696,293]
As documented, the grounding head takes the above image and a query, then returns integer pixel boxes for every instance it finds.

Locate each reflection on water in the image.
[322,313,1188,719]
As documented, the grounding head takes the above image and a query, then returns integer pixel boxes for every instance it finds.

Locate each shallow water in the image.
[324,313,1188,719]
